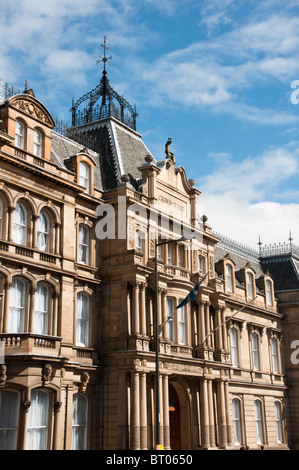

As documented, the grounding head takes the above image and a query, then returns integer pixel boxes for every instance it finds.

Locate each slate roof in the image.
[261,255,299,291]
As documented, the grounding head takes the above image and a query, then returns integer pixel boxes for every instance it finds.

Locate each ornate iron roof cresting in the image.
[70,37,138,130]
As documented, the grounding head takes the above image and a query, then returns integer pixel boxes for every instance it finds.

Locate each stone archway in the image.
[168,381,191,450]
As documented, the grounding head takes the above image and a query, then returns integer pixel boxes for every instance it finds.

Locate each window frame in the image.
[72,393,88,450]
[230,327,239,368]
[78,224,90,265]
[252,332,260,371]
[13,202,27,246]
[37,211,50,252]
[0,389,20,450]
[79,161,90,193]
[232,398,243,446]
[8,277,26,333]
[33,283,50,336]
[33,128,43,157]
[265,279,273,306]
[254,399,265,445]
[274,401,283,444]
[76,291,90,347]
[225,263,233,293]
[26,389,51,450]
[246,271,254,300]
[15,119,25,149]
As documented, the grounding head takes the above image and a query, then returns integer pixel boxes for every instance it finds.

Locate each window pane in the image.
[8,278,25,333]
[34,284,49,335]
[33,130,42,157]
[0,199,3,239]
[266,280,273,306]
[254,400,264,444]
[252,333,260,370]
[79,162,90,193]
[274,402,283,443]
[13,203,26,245]
[225,265,232,292]
[76,293,89,347]
[15,120,24,149]
[231,328,239,367]
[0,390,19,450]
[232,399,242,445]
[26,390,49,450]
[167,298,174,341]
[247,273,253,299]
[178,303,185,344]
[78,225,89,264]
[72,394,88,450]
[37,212,49,251]
[272,337,278,373]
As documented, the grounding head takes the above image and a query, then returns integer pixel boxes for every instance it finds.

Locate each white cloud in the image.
[198,143,299,247]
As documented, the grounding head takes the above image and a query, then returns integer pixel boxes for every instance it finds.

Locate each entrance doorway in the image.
[169,384,181,450]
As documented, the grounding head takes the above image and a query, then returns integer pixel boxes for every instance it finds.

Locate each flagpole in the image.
[154,235,193,450]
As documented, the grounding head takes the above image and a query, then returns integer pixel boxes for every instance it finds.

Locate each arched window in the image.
[8,278,25,333]
[76,292,89,347]
[79,162,90,193]
[33,129,43,157]
[231,327,239,367]
[254,400,264,445]
[232,398,242,446]
[72,393,88,450]
[13,202,27,245]
[274,401,283,444]
[26,389,49,450]
[252,332,260,370]
[225,264,233,292]
[0,390,20,450]
[78,225,89,264]
[37,212,49,252]
[33,283,49,335]
[15,119,25,149]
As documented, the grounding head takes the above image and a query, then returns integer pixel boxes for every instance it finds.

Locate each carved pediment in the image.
[9,95,55,128]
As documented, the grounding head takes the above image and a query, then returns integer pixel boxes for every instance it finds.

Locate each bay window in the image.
[72,393,88,450]
[26,389,49,450]
[79,162,90,193]
[0,390,20,450]
[8,278,25,333]
[33,283,49,335]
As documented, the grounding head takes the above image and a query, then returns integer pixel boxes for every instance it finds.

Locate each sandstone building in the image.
[0,61,298,450]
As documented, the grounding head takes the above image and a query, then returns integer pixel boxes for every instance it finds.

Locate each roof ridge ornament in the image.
[97,36,112,74]
[70,36,138,130]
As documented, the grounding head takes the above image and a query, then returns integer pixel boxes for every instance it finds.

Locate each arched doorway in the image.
[169,384,181,450]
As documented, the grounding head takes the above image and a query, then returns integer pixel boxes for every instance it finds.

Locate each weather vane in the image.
[97,36,112,72]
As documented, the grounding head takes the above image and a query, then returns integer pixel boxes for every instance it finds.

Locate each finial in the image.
[289,230,293,249]
[97,36,112,73]
[24,80,28,92]
[258,235,262,255]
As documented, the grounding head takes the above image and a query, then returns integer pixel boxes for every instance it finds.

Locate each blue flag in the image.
[176,272,209,310]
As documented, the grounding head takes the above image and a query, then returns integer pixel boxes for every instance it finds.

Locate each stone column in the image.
[130,371,140,450]
[28,286,37,332]
[162,374,170,450]
[200,378,210,448]
[131,281,140,335]
[55,223,61,255]
[7,207,15,242]
[207,379,216,447]
[2,281,12,333]
[161,289,167,339]
[53,400,62,450]
[32,215,39,249]
[217,379,227,448]
[197,301,206,347]
[140,372,148,450]
[224,380,233,447]
[215,308,223,351]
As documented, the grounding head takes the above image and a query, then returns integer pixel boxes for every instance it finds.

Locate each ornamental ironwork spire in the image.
[70,37,138,130]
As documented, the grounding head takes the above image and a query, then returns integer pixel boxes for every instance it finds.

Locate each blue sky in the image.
[1,0,299,249]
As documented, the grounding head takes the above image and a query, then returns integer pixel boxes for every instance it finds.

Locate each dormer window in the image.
[33,129,43,157]
[15,119,25,149]
[266,279,273,306]
[246,272,254,300]
[225,264,233,292]
[79,162,90,193]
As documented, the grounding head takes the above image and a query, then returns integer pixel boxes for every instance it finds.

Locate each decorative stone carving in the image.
[0,365,7,387]
[11,98,53,126]
[80,371,90,393]
[42,363,52,385]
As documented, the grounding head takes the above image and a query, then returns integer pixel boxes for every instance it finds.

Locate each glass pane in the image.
[72,394,87,450]
[0,390,19,450]
[13,203,26,245]
[34,284,49,335]
[8,278,25,333]
[26,390,49,450]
